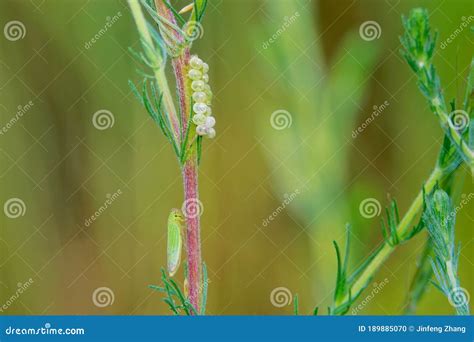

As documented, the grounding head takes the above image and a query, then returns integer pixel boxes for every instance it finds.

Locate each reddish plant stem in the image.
[182,156,202,311]
[155,0,202,313]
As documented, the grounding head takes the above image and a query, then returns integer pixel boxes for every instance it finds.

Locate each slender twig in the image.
[128,0,180,143]
[332,8,471,314]
[128,0,210,313]
[153,1,202,312]
[335,167,444,308]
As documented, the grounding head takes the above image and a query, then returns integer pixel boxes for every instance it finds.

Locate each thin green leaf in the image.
[193,0,208,21]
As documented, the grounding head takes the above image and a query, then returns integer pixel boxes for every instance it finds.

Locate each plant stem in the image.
[154,0,202,313]
[129,0,204,313]
[339,167,444,305]
[154,0,192,137]
[432,104,474,169]
[128,0,180,143]
[182,154,202,311]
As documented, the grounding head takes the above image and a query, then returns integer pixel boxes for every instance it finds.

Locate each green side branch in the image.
[329,8,472,315]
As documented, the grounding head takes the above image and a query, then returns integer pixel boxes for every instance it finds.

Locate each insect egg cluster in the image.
[188,55,216,138]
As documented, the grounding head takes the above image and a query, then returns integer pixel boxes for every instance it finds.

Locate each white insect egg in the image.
[206,128,216,139]
[188,69,202,80]
[205,106,212,116]
[191,80,205,92]
[202,63,209,73]
[192,92,207,103]
[190,56,203,69]
[192,114,206,125]
[202,74,209,83]
[205,116,216,128]
[193,103,208,115]
[196,125,208,136]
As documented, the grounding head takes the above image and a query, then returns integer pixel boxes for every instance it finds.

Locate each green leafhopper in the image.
[167,208,185,277]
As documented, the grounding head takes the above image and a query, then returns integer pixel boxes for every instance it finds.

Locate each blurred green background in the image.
[0,0,472,315]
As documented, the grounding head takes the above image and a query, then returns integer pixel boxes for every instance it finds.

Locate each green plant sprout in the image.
[149,267,208,315]
[324,8,473,316]
[127,0,211,314]
[423,189,470,315]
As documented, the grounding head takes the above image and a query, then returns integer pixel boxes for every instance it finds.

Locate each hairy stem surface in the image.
[153,0,203,313]
[182,155,202,311]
